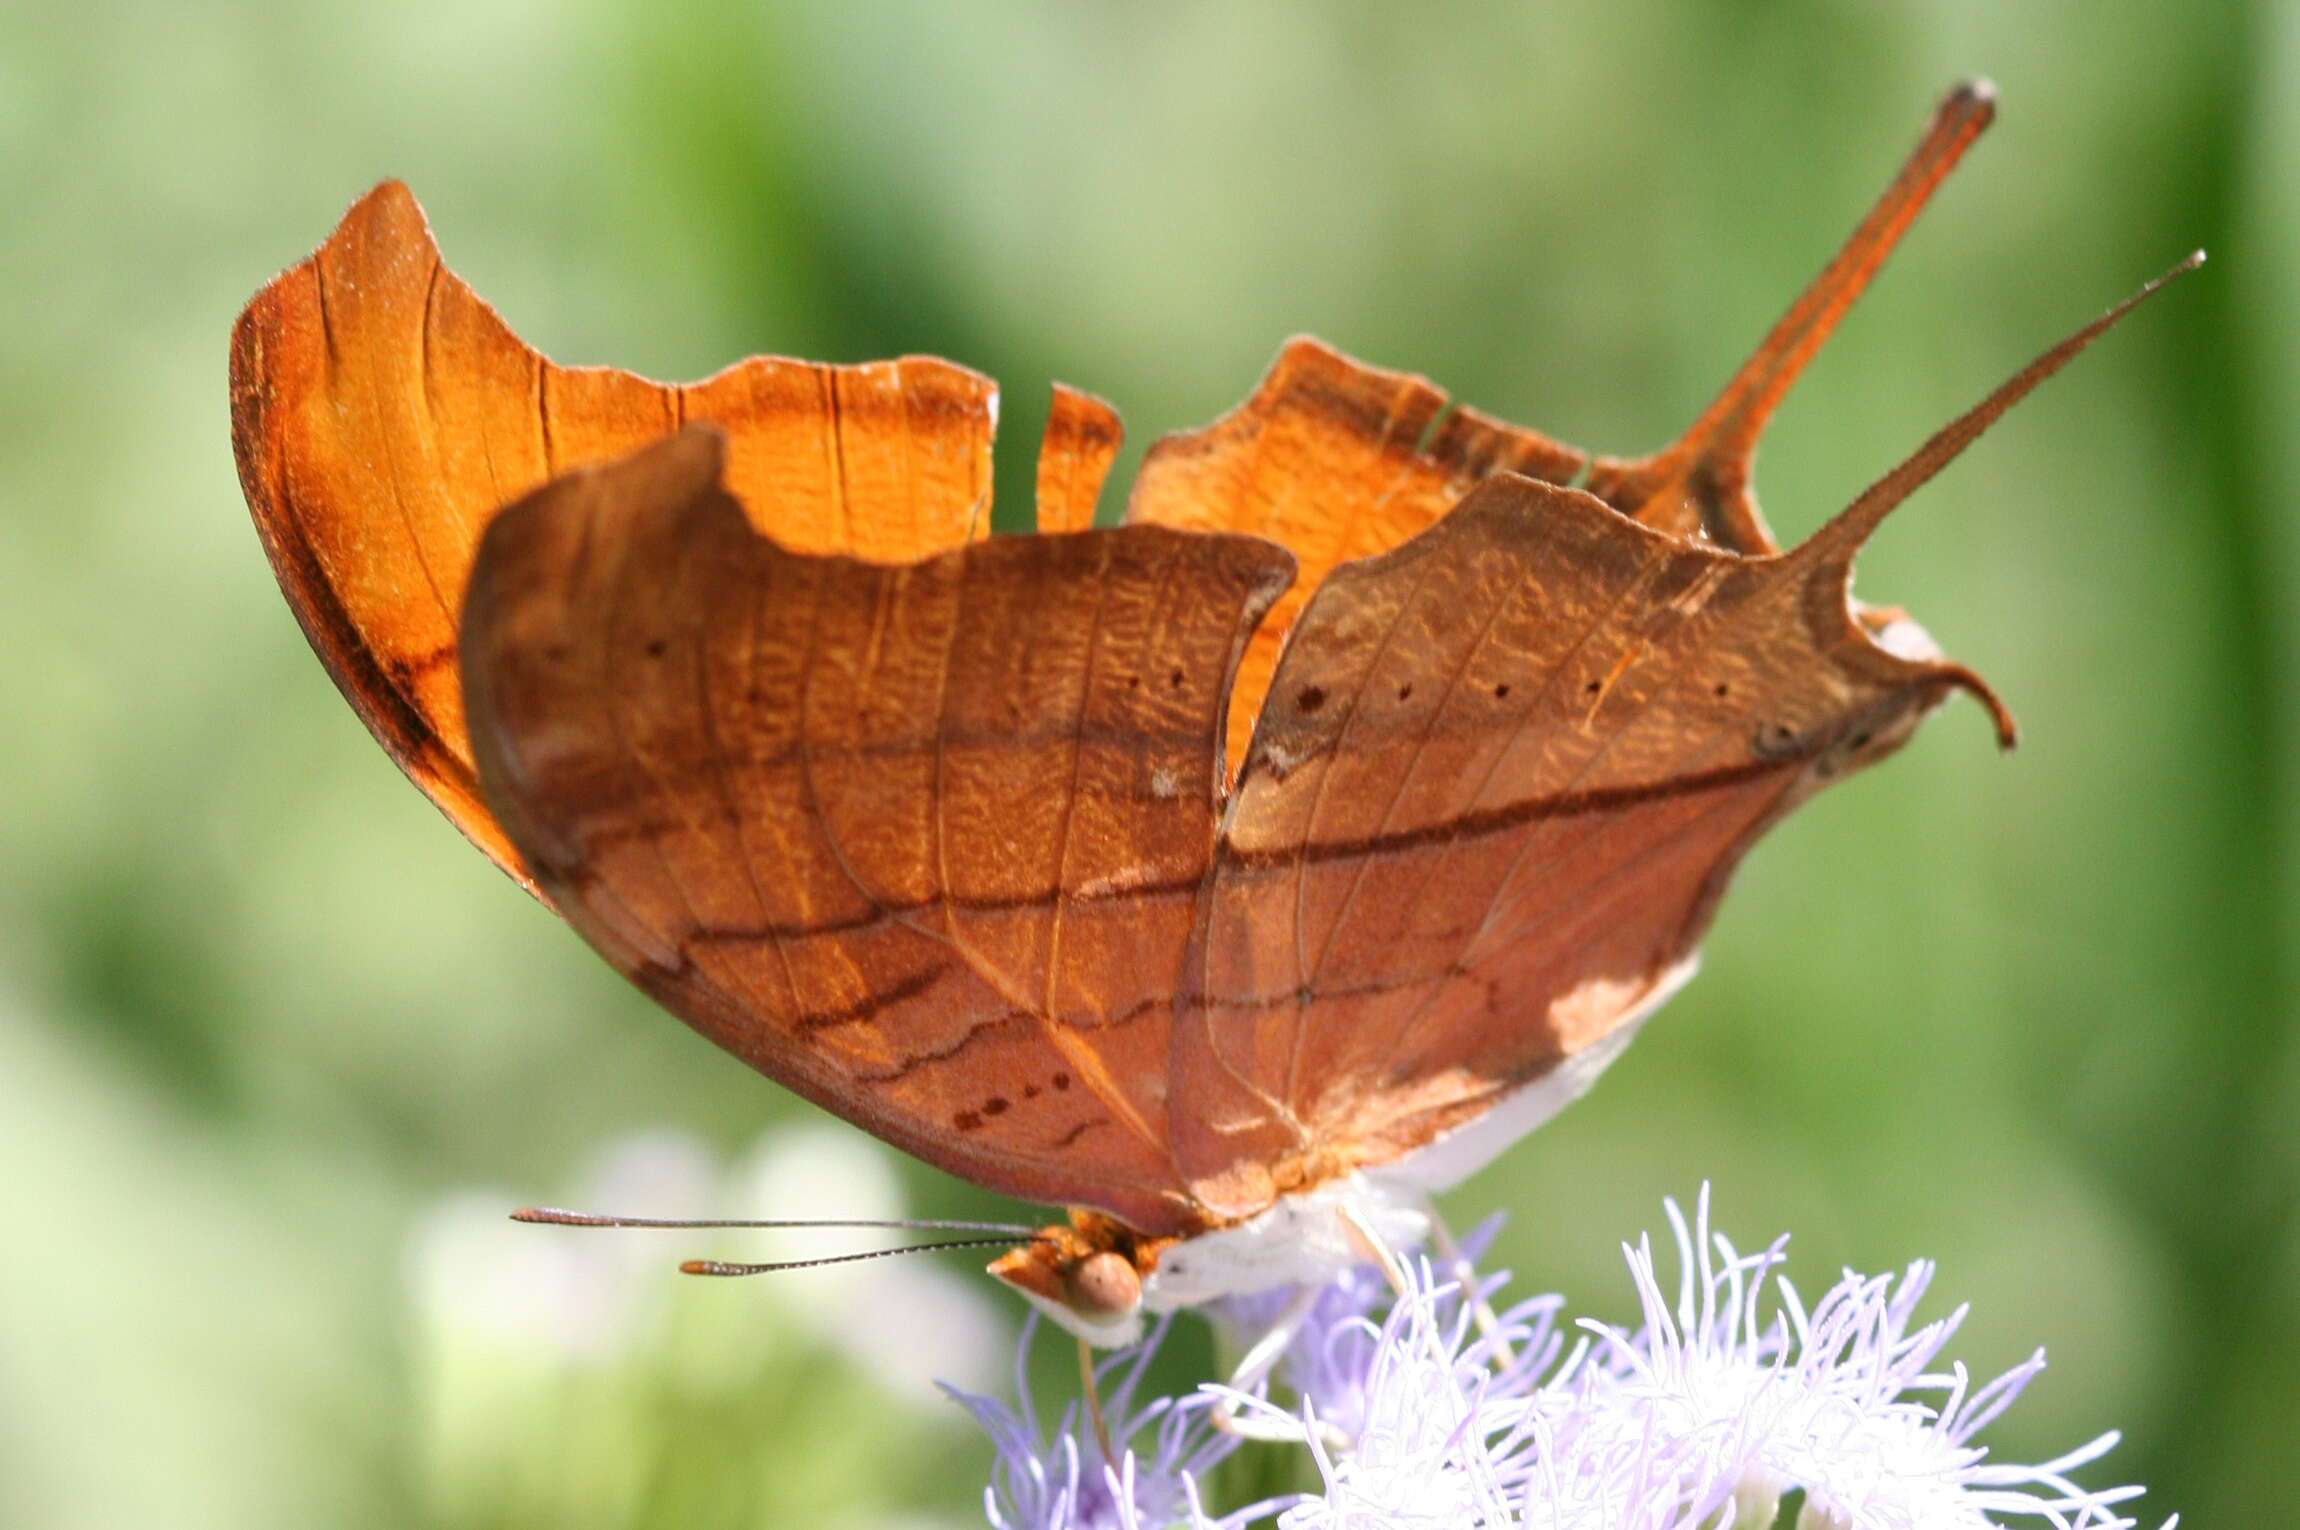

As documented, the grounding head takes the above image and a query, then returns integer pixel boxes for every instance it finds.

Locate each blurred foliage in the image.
[0,2,2293,1527]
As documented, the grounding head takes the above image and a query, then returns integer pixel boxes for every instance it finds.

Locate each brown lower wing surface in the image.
[1124,337,1588,776]
[460,428,1295,1237]
[1171,475,1965,1217]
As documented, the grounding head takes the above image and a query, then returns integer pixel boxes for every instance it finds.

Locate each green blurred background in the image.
[2,1,2293,1526]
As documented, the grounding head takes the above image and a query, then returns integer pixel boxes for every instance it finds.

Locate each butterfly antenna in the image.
[679,1236,1043,1277]
[511,1206,1039,1237]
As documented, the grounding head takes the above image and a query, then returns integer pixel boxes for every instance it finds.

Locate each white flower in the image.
[1546,1188,2162,1530]
[945,1315,1277,1530]
[962,1189,2168,1530]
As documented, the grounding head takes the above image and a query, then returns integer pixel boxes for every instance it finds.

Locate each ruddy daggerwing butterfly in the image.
[232,82,2194,1345]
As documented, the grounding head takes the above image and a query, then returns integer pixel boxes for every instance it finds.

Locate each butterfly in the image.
[231,81,2193,1346]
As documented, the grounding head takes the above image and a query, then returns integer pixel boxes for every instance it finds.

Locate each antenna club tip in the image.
[678,1260,715,1275]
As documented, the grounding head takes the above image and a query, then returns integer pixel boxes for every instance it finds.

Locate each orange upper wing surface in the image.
[231,181,997,890]
[1124,337,1587,774]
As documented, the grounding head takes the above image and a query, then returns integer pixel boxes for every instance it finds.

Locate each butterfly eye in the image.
[1064,1250,1143,1319]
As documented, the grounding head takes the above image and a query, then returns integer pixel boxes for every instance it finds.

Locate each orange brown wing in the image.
[1123,337,1588,774]
[459,427,1295,1235]
[230,180,997,890]
[1166,242,2194,1220]
[1168,474,1982,1213]
[1153,81,2111,1215]
[1035,384,1124,533]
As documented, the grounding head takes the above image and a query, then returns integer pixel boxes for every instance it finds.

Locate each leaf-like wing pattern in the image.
[232,83,2191,1243]
[1171,475,1975,1213]
[461,428,1293,1235]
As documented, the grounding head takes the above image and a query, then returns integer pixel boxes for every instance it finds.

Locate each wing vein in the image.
[594,495,711,966]
[1344,540,1683,1079]
[1277,545,1452,1111]
[1348,551,1772,1097]
[795,568,901,940]
[1040,540,1113,1020]
[1298,546,1514,997]
[688,542,794,1020]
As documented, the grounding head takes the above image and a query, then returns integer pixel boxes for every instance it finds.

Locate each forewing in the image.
[462,428,1294,1234]
[230,180,995,889]
[1172,475,1978,1214]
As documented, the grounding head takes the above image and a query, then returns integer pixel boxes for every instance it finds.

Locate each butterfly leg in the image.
[1338,1199,1472,1386]
[1423,1200,1516,1370]
[1209,1283,1348,1446]
[1335,1198,1413,1298]
[1078,1337,1117,1467]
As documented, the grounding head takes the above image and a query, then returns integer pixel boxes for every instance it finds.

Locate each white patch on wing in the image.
[1367,953,1698,1196]
[1128,954,1698,1315]
[1866,606,1944,663]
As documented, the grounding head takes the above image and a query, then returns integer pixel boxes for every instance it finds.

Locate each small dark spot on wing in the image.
[1047,1117,1104,1150]
[1752,721,1803,761]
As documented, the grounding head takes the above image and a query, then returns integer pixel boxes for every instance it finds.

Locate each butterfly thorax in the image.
[989,1170,1443,1347]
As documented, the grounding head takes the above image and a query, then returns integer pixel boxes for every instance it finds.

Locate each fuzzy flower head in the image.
[1265,1274,1568,1530]
[1547,1188,2159,1530]
[946,1314,1281,1530]
[953,1190,2167,1530]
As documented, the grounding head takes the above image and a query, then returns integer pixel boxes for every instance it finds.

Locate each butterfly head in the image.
[987,1210,1168,1348]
